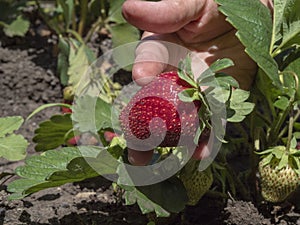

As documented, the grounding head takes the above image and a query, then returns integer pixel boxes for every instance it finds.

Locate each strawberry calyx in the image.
[257,145,300,175]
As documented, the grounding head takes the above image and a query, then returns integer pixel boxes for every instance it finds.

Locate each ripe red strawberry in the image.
[119,71,201,151]
[67,135,80,146]
[61,99,73,114]
[104,131,118,142]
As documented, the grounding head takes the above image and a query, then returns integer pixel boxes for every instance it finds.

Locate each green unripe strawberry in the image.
[259,160,300,202]
[63,86,74,101]
[179,159,213,205]
[258,146,300,203]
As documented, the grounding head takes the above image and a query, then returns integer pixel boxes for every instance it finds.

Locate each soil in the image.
[1,21,300,225]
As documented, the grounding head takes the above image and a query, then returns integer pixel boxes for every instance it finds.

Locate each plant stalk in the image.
[35,0,64,34]
[77,0,88,37]
[84,16,104,43]
[71,4,77,31]
[286,110,295,153]
[0,21,8,28]
[268,92,295,147]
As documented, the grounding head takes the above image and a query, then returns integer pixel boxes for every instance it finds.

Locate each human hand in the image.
[122,0,273,165]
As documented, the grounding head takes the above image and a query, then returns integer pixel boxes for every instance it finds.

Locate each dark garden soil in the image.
[1,25,300,225]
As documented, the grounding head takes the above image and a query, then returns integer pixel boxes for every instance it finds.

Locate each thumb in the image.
[122,0,205,34]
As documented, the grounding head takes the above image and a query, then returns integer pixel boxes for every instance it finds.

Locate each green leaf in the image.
[33,114,73,151]
[290,136,297,149]
[292,150,300,157]
[110,23,140,48]
[178,88,199,102]
[0,134,28,161]
[274,96,289,110]
[177,57,197,87]
[226,89,254,122]
[256,148,274,155]
[272,147,285,159]
[72,95,116,134]
[280,73,297,99]
[0,116,23,137]
[272,0,287,50]
[216,0,281,88]
[109,23,140,71]
[56,0,74,28]
[285,57,300,100]
[122,184,170,217]
[57,36,71,86]
[117,163,188,214]
[182,56,194,79]
[278,153,289,170]
[197,58,234,86]
[0,116,28,161]
[275,45,300,71]
[136,177,188,213]
[215,74,239,88]
[7,147,109,199]
[209,58,234,73]
[193,125,206,145]
[107,136,126,159]
[68,44,92,87]
[89,0,105,19]
[294,132,300,139]
[0,1,27,24]
[3,15,29,37]
[261,153,273,166]
[272,0,300,53]
[108,0,126,24]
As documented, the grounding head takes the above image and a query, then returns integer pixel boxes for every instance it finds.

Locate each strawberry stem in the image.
[286,110,294,153]
[78,0,88,36]
[183,158,199,174]
[268,71,298,147]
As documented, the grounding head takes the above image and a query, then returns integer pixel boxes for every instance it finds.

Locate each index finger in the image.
[132,32,189,86]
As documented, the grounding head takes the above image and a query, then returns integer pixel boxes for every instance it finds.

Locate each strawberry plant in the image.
[5,54,253,220]
[33,0,139,45]
[33,0,140,86]
[216,0,300,203]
